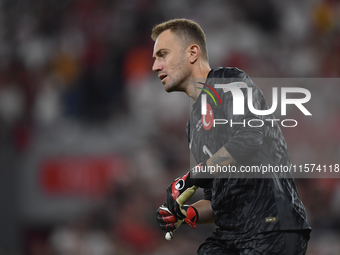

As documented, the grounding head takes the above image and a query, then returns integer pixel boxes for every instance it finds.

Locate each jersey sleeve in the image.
[186,118,191,144]
[203,187,212,201]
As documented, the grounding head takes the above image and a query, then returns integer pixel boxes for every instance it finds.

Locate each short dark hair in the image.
[151,18,208,61]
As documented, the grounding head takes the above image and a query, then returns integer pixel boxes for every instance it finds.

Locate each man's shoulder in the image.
[207,67,259,95]
[208,67,247,79]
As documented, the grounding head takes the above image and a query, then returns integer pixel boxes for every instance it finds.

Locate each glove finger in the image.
[157,214,177,223]
[166,199,176,216]
[173,201,186,220]
[158,207,172,216]
[158,205,178,221]
[164,219,185,236]
[157,210,177,223]
[163,223,175,234]
[176,185,198,206]
[166,186,176,213]
[166,194,184,219]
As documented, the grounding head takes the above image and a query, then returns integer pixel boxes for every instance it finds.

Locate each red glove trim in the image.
[184,206,199,228]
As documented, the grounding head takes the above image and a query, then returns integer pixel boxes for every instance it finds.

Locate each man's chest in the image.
[188,102,232,163]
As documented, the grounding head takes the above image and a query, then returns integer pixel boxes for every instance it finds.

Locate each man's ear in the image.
[189,44,200,64]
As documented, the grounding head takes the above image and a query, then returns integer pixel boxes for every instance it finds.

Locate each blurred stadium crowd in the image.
[0,0,340,254]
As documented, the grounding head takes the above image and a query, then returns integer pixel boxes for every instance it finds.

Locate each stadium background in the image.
[0,0,340,254]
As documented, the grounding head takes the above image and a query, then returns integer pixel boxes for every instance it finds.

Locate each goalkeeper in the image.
[152,19,311,255]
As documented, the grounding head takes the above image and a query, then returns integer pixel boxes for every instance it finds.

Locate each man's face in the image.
[152,30,191,92]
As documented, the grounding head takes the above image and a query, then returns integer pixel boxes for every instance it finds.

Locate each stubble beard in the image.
[164,57,191,93]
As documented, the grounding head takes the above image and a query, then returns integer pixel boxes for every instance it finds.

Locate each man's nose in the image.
[152,59,162,72]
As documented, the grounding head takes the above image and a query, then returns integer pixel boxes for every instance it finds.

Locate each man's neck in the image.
[186,62,211,102]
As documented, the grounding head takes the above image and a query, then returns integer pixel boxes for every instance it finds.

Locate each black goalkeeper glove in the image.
[156,204,199,240]
[156,204,184,240]
[165,162,210,220]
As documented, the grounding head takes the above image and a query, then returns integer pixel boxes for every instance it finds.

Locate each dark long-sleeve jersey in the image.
[186,67,311,240]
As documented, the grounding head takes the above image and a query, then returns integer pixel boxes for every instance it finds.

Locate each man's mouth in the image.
[159,74,167,83]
